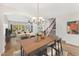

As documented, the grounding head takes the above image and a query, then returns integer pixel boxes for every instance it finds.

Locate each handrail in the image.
[44,18,55,32]
[49,23,56,35]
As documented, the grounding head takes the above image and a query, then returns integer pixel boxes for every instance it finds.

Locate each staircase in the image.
[44,18,56,36]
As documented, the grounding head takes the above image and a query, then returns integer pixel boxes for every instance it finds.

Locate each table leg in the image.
[21,46,24,56]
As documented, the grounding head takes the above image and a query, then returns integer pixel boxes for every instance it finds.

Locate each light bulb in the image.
[32,17,36,19]
[39,17,43,19]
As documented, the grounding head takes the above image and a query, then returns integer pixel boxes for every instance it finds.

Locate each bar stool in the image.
[49,40,59,56]
[55,38,63,56]
[42,40,57,56]
[47,37,63,56]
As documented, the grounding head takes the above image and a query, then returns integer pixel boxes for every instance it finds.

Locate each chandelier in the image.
[32,3,44,23]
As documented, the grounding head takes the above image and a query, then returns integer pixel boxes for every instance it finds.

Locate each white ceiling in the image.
[1,3,79,17]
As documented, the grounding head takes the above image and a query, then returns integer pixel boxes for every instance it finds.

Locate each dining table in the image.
[18,35,55,56]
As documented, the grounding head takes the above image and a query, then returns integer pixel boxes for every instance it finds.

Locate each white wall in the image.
[0,4,31,55]
[56,13,79,46]
[0,14,5,55]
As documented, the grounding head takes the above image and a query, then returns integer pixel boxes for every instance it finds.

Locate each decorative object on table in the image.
[67,21,79,34]
[36,33,41,42]
[40,32,45,39]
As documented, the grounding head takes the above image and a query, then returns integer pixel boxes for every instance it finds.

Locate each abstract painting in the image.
[67,21,79,34]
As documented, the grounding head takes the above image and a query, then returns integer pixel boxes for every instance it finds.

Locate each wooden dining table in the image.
[18,36,55,56]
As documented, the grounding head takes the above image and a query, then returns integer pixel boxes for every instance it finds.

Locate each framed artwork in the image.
[67,21,79,34]
[11,24,26,32]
